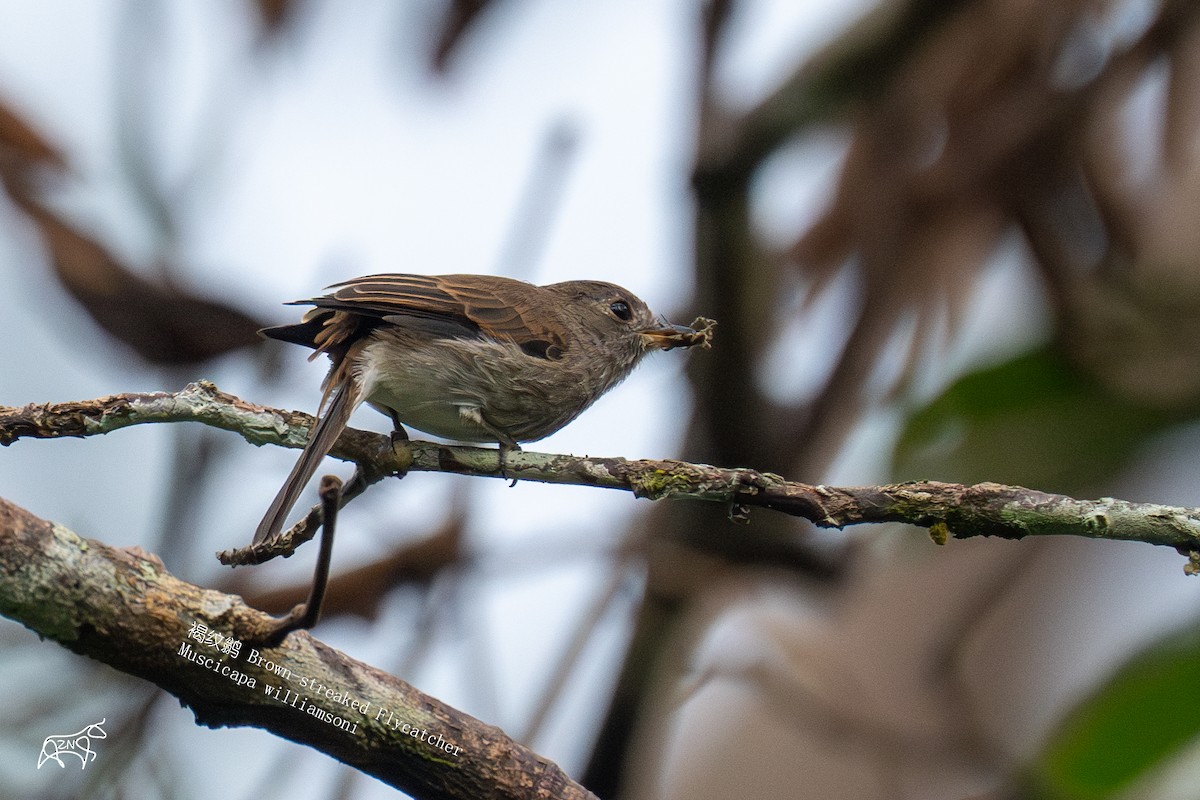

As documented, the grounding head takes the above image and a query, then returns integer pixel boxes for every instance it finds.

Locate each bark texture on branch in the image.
[3,383,1200,568]
[0,496,596,800]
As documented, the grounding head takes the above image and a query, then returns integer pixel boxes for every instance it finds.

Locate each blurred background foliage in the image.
[4,1,1200,799]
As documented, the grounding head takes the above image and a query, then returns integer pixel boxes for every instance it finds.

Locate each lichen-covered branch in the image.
[3,382,1200,568]
[0,496,596,800]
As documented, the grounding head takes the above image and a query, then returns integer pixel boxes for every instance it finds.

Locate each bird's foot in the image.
[499,441,521,487]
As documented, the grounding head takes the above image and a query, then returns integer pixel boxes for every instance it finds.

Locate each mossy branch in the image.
[3,381,1200,570]
[0,496,596,800]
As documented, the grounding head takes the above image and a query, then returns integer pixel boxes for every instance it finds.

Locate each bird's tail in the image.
[253,377,358,545]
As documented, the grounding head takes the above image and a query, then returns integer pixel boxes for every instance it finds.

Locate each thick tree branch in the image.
[3,382,1200,568]
[0,496,596,800]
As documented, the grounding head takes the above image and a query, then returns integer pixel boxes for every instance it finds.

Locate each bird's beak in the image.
[639,317,716,351]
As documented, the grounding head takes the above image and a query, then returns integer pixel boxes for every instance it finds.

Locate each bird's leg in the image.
[497,439,522,487]
[478,413,520,485]
[258,474,342,646]
[387,410,410,448]
[460,406,521,484]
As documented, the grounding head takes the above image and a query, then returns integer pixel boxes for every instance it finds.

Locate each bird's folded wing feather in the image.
[264,274,564,358]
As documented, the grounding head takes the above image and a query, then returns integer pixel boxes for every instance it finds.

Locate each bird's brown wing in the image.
[261,273,565,359]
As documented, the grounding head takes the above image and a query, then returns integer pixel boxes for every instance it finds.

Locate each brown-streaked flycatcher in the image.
[254,273,712,545]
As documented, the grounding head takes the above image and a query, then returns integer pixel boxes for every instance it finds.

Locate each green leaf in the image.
[892,347,1174,493]
[1028,627,1200,799]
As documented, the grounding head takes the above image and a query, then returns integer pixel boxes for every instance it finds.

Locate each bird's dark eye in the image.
[610,300,632,321]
